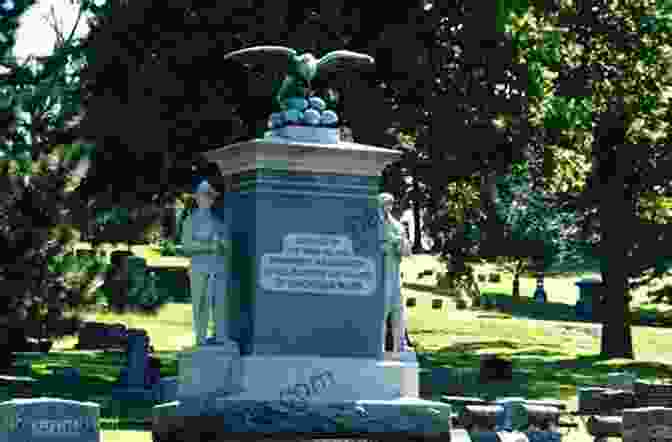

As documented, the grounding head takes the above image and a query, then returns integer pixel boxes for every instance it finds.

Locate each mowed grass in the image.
[5,252,672,441]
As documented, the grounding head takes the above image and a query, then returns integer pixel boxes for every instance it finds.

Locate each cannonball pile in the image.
[269,96,339,129]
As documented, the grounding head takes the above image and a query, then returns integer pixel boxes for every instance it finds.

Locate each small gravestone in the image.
[587,415,623,440]
[481,295,493,309]
[53,367,81,387]
[462,405,504,432]
[496,432,529,442]
[455,297,468,310]
[441,396,487,426]
[575,279,601,320]
[480,354,512,383]
[623,407,672,442]
[158,377,178,403]
[578,387,611,414]
[406,297,416,308]
[111,329,156,401]
[432,298,443,309]
[599,389,635,415]
[107,323,127,349]
[430,367,455,393]
[0,397,100,442]
[450,428,473,441]
[76,322,108,350]
[533,287,547,304]
[633,380,672,407]
[494,397,527,431]
[417,269,434,279]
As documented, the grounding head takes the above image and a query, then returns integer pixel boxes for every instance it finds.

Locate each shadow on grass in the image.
[2,350,180,432]
[419,340,672,404]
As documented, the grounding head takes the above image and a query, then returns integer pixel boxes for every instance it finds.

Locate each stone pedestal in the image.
[154,136,444,437]
[177,343,241,400]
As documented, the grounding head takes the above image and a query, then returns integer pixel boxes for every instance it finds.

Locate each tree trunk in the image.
[480,170,501,257]
[412,176,423,253]
[600,265,634,358]
[599,188,635,359]
[512,258,524,301]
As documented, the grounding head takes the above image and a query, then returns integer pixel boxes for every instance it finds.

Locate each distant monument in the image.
[152,47,453,439]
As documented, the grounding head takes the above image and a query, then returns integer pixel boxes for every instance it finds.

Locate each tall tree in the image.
[76,1,530,261]
[508,0,672,358]
[0,0,101,367]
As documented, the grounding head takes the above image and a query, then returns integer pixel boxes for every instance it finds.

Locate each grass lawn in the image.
[4,252,672,441]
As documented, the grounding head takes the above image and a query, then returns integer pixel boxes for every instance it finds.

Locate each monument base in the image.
[153,397,454,437]
[153,349,442,438]
[176,350,419,405]
[177,343,242,399]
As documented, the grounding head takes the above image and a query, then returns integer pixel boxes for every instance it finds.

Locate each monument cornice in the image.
[203,138,401,178]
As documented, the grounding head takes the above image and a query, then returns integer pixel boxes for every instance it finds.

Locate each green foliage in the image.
[158,239,178,257]
[504,0,672,358]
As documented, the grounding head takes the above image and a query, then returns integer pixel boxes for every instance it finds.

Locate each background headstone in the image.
[494,397,527,431]
[480,354,512,383]
[578,387,611,414]
[634,380,672,407]
[623,407,672,442]
[53,367,81,387]
[124,329,148,388]
[462,405,504,432]
[0,397,100,442]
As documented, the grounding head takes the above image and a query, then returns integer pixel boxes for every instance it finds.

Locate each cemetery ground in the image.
[4,250,672,441]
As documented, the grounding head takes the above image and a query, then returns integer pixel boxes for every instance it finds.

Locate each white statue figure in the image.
[181,178,235,348]
[379,193,412,354]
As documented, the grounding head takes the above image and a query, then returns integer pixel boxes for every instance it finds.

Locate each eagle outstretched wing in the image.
[223,46,298,74]
[314,50,375,80]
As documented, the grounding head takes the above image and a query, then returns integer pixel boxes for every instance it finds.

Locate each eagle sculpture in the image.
[223,46,375,112]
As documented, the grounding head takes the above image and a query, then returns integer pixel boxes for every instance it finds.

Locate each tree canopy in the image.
[507,0,672,358]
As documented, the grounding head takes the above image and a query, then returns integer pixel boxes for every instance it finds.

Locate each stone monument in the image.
[152,46,453,439]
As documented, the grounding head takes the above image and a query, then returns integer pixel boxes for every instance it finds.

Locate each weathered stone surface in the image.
[633,381,672,407]
[523,400,566,411]
[441,396,487,420]
[598,389,635,414]
[520,405,560,431]
[152,399,453,440]
[622,407,672,442]
[577,387,612,413]
[462,405,504,432]
[0,397,100,442]
[524,431,561,442]
[496,432,529,442]
[586,415,623,437]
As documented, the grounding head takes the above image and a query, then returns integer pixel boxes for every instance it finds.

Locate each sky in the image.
[13,0,91,61]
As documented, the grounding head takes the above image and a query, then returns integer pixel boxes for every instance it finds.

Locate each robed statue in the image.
[379,193,413,354]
